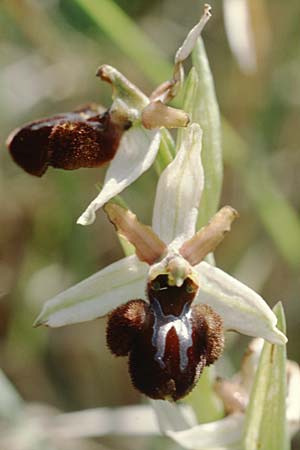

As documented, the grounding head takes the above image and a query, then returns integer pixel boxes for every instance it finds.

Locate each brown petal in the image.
[104,203,167,265]
[180,206,239,266]
[106,299,148,356]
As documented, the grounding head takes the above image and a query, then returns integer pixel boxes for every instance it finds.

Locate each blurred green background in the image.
[0,0,300,449]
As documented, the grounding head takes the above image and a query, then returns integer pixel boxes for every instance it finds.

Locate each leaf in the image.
[243,302,289,450]
[187,39,223,228]
[153,129,176,175]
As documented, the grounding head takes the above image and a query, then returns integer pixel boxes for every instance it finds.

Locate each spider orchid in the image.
[35,123,287,401]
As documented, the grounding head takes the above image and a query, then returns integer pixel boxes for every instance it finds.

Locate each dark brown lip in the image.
[7,104,130,177]
[106,282,224,401]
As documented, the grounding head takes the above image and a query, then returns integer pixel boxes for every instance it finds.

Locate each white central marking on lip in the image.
[151,298,193,372]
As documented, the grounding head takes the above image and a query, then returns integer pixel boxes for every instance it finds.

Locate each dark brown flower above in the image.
[6,105,129,177]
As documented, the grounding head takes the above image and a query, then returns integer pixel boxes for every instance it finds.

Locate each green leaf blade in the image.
[182,42,224,421]
[189,38,223,228]
[185,367,225,424]
[243,302,289,450]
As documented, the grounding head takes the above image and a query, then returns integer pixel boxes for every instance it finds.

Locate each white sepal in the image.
[77,127,161,225]
[195,261,287,345]
[150,400,197,434]
[166,413,244,450]
[152,123,204,246]
[34,255,148,327]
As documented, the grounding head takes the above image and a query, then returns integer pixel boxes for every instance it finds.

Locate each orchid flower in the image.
[6,6,212,226]
[35,122,287,401]
[76,4,212,226]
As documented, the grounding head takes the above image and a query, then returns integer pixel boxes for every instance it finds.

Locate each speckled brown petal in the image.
[104,203,167,265]
[179,206,238,266]
[6,105,128,177]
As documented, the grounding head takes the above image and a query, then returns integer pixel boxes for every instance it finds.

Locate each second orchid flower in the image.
[35,123,287,400]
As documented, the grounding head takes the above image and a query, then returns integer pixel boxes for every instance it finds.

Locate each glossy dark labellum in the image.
[6,104,130,177]
[106,274,224,401]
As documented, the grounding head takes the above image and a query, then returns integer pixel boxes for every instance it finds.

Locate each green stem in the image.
[243,303,289,450]
[153,129,176,176]
[185,367,224,423]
